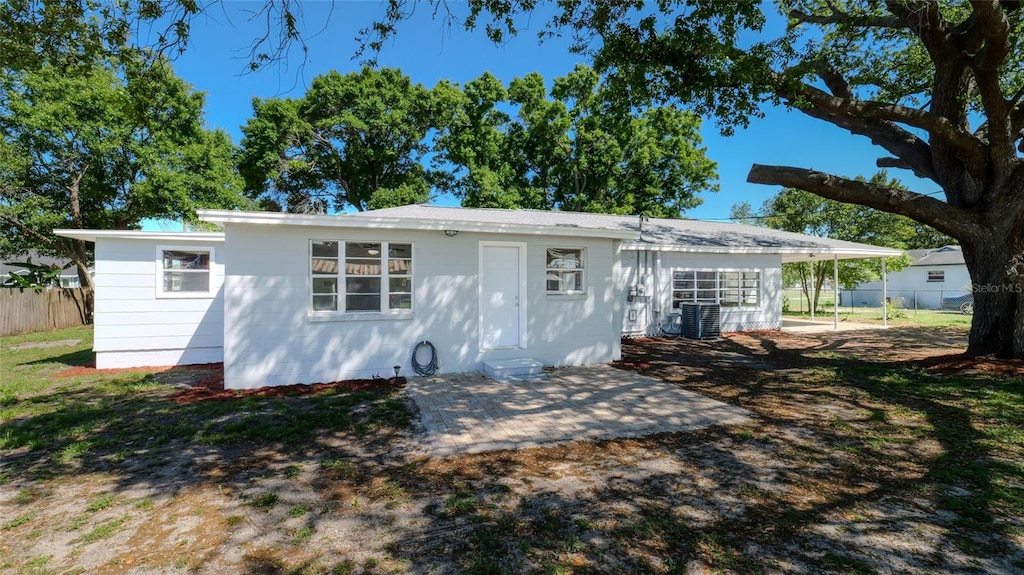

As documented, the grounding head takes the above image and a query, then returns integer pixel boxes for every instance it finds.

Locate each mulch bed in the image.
[914,353,1024,377]
[53,362,223,379]
[51,361,406,404]
[172,375,407,405]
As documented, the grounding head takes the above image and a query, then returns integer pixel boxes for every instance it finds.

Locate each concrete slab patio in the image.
[782,318,886,333]
[406,365,752,457]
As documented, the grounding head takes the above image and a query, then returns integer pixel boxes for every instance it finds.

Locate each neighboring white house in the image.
[847,245,969,309]
[56,205,898,388]
[0,251,87,288]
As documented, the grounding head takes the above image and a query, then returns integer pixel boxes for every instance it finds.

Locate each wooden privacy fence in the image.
[1,288,91,336]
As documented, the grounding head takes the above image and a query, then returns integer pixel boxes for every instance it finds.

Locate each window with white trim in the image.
[310,240,413,313]
[672,270,760,308]
[157,247,214,297]
[546,248,585,293]
[927,270,944,282]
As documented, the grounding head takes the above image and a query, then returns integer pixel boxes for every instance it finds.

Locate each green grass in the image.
[81,513,129,543]
[821,360,1024,530]
[85,493,115,512]
[2,511,37,530]
[784,307,974,328]
[250,492,279,510]
[287,504,310,518]
[1,326,414,486]
[291,526,314,545]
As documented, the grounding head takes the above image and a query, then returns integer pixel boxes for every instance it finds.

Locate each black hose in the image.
[411,340,439,376]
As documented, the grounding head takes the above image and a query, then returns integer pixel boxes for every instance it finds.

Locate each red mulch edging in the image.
[913,353,1024,377]
[172,377,407,405]
[50,361,405,404]
[53,362,224,379]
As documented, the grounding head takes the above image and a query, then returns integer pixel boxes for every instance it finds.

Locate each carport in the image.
[781,243,902,330]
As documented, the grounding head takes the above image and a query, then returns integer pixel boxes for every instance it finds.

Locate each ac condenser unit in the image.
[680,302,721,340]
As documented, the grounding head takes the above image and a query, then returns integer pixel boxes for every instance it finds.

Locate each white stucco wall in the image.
[620,250,783,335]
[93,238,224,368]
[850,264,972,309]
[221,224,621,389]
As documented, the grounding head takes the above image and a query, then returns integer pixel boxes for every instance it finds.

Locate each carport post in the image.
[809,256,815,321]
[882,257,888,327]
[833,254,839,329]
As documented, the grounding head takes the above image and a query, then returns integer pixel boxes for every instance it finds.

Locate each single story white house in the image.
[56,205,899,389]
[848,245,969,309]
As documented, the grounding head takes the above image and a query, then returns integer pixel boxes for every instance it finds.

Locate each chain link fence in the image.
[783,288,971,314]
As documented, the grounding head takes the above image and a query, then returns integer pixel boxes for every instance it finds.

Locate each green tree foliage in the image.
[731,172,918,312]
[238,67,437,213]
[0,55,246,292]
[437,65,717,216]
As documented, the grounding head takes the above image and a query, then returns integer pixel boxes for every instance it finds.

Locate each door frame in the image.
[478,240,528,350]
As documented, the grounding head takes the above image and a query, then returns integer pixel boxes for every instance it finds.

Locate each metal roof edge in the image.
[53,229,225,243]
[198,209,638,240]
[621,242,903,258]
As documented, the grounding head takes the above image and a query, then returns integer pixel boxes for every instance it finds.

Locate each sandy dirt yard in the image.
[1,325,1022,574]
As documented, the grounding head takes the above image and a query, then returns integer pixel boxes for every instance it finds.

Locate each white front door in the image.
[480,243,524,349]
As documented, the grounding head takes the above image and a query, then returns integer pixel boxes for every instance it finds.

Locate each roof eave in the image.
[198,209,639,240]
[622,241,901,259]
[53,229,225,243]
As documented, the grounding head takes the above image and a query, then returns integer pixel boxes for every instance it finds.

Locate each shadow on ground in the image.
[2,326,1023,574]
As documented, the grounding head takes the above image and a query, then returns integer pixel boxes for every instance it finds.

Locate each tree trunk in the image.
[72,240,95,323]
[962,238,1024,358]
[68,168,94,322]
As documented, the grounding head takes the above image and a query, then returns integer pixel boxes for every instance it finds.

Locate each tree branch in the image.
[789,8,902,29]
[885,0,956,61]
[877,156,917,171]
[746,164,979,239]
[0,214,56,247]
[814,63,852,100]
[964,1,1015,176]
[792,102,936,181]
[796,84,986,168]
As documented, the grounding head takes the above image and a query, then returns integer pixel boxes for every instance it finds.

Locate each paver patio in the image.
[407,364,752,456]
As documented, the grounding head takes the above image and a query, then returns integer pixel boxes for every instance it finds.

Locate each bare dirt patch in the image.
[6,338,81,350]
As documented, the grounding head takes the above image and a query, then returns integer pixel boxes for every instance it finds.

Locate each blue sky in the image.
[151,1,938,225]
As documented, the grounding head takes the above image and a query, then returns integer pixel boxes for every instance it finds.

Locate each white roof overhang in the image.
[621,241,902,261]
[53,230,225,243]
[197,209,639,240]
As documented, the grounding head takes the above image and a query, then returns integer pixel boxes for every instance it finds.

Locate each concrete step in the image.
[483,357,544,380]
[496,373,549,384]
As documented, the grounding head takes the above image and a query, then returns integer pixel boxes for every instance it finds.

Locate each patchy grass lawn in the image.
[2,325,1023,574]
[784,307,974,329]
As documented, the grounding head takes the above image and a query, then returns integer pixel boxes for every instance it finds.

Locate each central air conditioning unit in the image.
[680,302,721,340]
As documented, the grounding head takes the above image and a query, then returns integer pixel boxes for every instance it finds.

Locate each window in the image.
[157,247,214,297]
[927,270,944,282]
[546,248,585,293]
[672,270,760,308]
[310,240,412,313]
